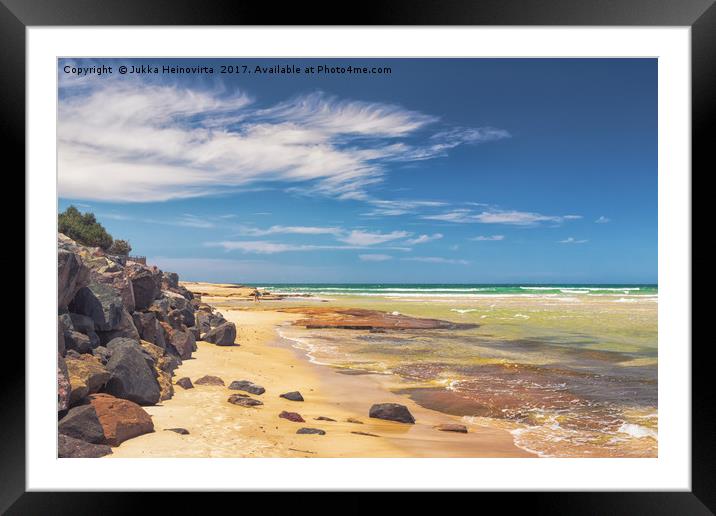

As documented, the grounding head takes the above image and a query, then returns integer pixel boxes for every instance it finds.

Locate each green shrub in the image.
[108,239,132,256]
[58,206,114,250]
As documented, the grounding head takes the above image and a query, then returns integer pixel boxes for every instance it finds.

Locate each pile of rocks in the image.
[56,234,237,457]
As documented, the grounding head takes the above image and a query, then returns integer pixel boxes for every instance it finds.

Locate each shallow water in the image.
[264,286,658,457]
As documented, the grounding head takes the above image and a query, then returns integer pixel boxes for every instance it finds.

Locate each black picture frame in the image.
[3,0,708,512]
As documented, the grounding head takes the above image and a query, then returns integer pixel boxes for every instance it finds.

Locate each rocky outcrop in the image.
[56,234,225,452]
[58,434,112,458]
[368,403,416,424]
[89,394,154,446]
[202,321,237,346]
[58,404,105,444]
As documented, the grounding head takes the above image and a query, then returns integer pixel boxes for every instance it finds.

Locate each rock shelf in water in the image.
[279,307,478,331]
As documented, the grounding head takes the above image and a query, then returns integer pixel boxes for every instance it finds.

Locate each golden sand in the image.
[109,288,532,458]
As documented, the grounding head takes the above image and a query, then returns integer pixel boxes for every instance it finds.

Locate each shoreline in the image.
[110,290,533,458]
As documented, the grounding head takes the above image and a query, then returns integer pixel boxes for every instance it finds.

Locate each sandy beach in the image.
[110,283,532,458]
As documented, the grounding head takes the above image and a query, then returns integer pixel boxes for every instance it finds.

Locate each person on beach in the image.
[252,288,261,303]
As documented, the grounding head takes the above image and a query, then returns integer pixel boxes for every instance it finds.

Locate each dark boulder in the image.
[188,326,200,341]
[164,291,190,311]
[104,339,161,405]
[369,403,415,424]
[315,416,336,422]
[92,269,136,314]
[162,271,179,289]
[296,427,325,435]
[175,377,194,389]
[128,266,161,310]
[69,281,123,331]
[280,391,304,402]
[167,307,196,330]
[203,321,237,346]
[196,312,211,335]
[209,313,227,328]
[148,297,170,319]
[279,411,305,423]
[227,394,263,407]
[58,404,105,444]
[64,330,93,354]
[97,308,140,345]
[132,312,164,346]
[228,380,265,395]
[167,328,195,360]
[92,346,111,365]
[68,313,101,346]
[58,249,89,310]
[58,434,112,458]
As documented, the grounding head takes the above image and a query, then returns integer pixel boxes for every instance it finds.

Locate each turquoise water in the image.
[254,283,657,298]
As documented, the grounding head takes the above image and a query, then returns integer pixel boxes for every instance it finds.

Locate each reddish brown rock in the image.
[279,411,305,423]
[280,307,478,331]
[88,393,154,446]
[194,375,225,386]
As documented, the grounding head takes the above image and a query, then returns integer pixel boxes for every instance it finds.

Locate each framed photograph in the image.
[6,0,709,511]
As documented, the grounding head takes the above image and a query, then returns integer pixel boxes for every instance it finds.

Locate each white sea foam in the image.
[617,423,658,439]
[450,308,477,314]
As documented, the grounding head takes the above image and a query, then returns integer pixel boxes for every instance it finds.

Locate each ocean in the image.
[253,284,658,457]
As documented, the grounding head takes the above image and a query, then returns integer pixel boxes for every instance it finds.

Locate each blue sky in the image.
[58,58,657,283]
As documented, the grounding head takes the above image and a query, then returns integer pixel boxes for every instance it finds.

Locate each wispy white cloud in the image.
[404,233,443,245]
[424,209,581,226]
[206,241,356,254]
[401,256,470,265]
[363,199,447,217]
[338,230,410,246]
[595,216,611,224]
[471,235,505,241]
[59,80,507,203]
[359,254,393,262]
[207,240,412,254]
[559,237,588,244]
[235,225,343,237]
